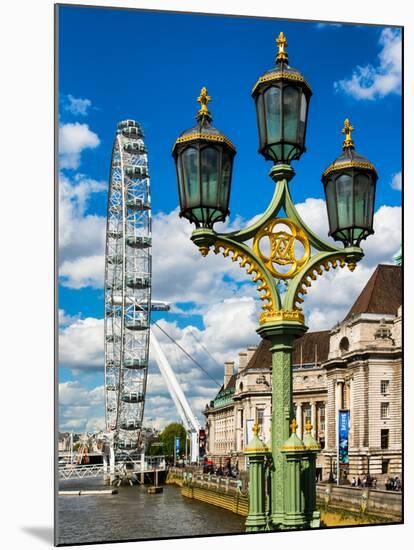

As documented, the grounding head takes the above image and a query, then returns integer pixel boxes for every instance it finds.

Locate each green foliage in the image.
[159,422,187,459]
[146,440,164,456]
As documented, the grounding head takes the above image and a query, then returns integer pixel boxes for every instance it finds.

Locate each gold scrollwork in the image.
[253,218,310,280]
[202,240,275,314]
[293,254,354,308]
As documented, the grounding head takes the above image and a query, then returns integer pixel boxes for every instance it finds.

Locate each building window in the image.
[303,404,311,425]
[319,437,325,450]
[381,429,389,449]
[256,408,264,426]
[319,404,326,432]
[240,409,243,429]
[381,402,390,419]
[339,337,350,354]
[381,380,390,396]
[382,460,390,474]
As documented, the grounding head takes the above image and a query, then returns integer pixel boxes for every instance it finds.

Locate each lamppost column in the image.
[257,320,307,529]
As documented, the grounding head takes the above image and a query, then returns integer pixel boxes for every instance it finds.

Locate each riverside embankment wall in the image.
[167,468,402,521]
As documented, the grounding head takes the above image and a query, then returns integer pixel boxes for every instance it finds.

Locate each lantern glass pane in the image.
[177,156,185,209]
[298,92,307,143]
[219,151,232,210]
[283,86,300,142]
[256,94,266,148]
[354,174,374,229]
[182,147,199,207]
[325,177,338,234]
[336,173,353,229]
[200,147,220,206]
[264,86,281,143]
[354,173,372,228]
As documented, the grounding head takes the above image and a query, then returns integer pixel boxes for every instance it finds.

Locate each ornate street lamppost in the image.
[172,32,377,531]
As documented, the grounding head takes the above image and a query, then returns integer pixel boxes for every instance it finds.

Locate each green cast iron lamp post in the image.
[172,31,378,531]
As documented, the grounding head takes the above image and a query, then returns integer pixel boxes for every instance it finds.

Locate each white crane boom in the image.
[150,328,201,463]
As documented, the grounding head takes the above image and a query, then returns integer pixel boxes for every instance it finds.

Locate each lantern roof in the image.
[252,32,312,96]
[173,87,236,153]
[322,119,377,178]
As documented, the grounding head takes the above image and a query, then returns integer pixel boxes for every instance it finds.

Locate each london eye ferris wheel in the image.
[104,119,152,454]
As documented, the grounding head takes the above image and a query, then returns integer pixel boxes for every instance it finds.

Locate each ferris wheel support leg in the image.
[109,441,115,484]
[190,431,199,464]
[140,451,145,484]
[103,454,109,483]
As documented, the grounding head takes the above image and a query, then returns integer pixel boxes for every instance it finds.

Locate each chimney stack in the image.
[238,351,248,371]
[224,360,234,388]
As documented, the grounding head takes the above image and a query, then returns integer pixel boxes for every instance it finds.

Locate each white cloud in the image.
[59,381,104,431]
[60,255,105,289]
[391,172,402,191]
[64,94,92,116]
[59,122,100,169]
[59,308,80,327]
[59,317,104,370]
[334,28,401,100]
[151,208,256,307]
[85,417,106,432]
[58,171,106,287]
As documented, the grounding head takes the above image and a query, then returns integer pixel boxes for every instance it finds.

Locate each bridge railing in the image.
[58,456,166,480]
[168,468,245,495]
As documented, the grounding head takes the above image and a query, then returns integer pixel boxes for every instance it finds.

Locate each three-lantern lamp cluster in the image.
[172,32,377,248]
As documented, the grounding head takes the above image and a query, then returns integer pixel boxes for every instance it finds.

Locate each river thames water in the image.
[57,478,245,545]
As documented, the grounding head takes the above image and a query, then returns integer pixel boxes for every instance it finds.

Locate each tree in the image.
[158,422,187,460]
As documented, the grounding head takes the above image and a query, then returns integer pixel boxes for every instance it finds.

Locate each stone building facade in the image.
[204,264,402,481]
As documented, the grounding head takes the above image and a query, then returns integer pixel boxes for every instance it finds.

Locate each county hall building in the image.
[204,264,402,482]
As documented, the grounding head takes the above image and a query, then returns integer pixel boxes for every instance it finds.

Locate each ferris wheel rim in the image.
[104,120,152,454]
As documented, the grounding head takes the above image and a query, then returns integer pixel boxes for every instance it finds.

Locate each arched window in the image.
[339,337,350,354]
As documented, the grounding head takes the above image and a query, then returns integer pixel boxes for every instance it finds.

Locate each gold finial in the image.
[196,86,212,121]
[342,118,355,149]
[290,418,298,434]
[305,420,313,434]
[252,422,260,436]
[199,245,210,257]
[276,32,288,64]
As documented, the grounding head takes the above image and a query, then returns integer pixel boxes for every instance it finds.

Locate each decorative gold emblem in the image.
[276,32,288,64]
[196,86,212,120]
[253,218,310,280]
[342,118,354,149]
[290,418,298,434]
[252,422,260,436]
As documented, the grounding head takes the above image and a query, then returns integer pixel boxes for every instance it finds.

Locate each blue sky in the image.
[58,6,402,432]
